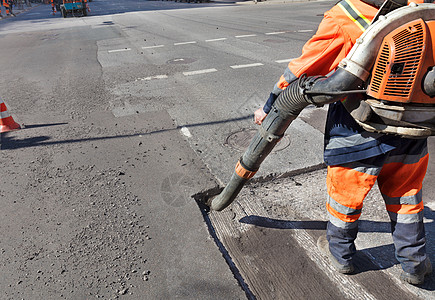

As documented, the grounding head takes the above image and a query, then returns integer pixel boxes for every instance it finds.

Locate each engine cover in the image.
[367,18,435,103]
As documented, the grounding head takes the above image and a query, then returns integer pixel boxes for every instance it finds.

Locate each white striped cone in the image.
[0,99,21,133]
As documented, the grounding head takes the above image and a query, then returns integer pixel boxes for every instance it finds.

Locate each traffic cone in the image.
[0,99,21,133]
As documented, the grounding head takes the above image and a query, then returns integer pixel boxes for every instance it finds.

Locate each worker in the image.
[84,0,90,12]
[3,0,10,16]
[8,0,13,16]
[51,0,55,15]
[254,0,432,285]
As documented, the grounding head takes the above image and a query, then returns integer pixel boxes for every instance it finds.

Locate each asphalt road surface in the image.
[1,0,434,299]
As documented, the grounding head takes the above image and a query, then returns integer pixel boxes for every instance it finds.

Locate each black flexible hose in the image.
[210,68,365,211]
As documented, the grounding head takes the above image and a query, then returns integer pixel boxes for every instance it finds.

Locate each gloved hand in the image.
[254,107,267,125]
[254,92,278,124]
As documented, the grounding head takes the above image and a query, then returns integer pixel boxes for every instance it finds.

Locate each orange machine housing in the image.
[367,19,435,104]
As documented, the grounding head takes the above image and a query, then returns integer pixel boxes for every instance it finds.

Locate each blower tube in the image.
[209,69,365,211]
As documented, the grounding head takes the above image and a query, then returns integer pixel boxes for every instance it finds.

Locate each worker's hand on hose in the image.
[254,107,267,125]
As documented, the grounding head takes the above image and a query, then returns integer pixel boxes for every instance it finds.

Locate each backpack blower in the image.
[206,1,435,211]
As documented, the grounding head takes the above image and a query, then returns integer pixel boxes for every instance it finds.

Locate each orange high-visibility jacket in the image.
[275,0,378,92]
[274,0,428,92]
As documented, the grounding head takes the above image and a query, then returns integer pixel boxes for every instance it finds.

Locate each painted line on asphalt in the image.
[135,30,312,50]
[174,41,197,46]
[230,63,264,69]
[135,75,168,81]
[183,68,218,76]
[108,48,131,53]
[205,38,227,42]
[180,127,193,138]
[275,58,294,64]
[142,45,164,49]
[265,31,286,35]
[235,34,257,38]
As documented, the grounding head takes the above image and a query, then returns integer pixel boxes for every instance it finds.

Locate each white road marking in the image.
[183,68,218,76]
[230,63,264,69]
[180,127,193,138]
[135,75,168,81]
[275,58,295,63]
[174,41,197,46]
[235,34,257,38]
[298,29,314,32]
[265,31,286,35]
[142,45,164,49]
[108,48,131,53]
[205,38,227,42]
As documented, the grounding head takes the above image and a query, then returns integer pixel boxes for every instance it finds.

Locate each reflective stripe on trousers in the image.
[325,139,429,273]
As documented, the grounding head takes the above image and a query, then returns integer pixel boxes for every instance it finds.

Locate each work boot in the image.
[400,258,432,285]
[317,235,355,274]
